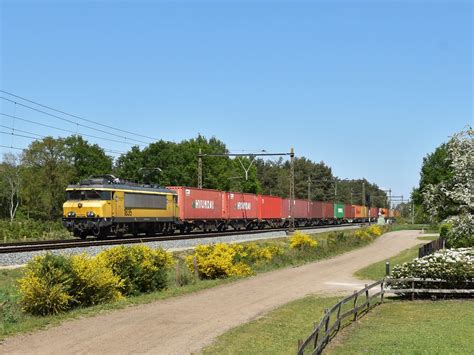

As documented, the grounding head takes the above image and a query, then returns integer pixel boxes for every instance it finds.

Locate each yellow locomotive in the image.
[63,175,178,239]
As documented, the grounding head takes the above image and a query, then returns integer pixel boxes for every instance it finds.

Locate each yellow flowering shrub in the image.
[239,243,284,264]
[186,243,254,279]
[355,229,372,241]
[70,254,123,306]
[367,225,382,237]
[18,253,122,316]
[19,259,73,316]
[97,245,174,295]
[289,231,318,250]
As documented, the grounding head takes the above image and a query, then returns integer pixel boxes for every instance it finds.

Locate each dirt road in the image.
[1,230,423,354]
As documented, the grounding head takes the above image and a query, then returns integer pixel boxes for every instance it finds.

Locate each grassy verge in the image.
[203,295,474,354]
[0,227,379,339]
[354,235,438,280]
[390,223,438,233]
[326,300,474,354]
[203,295,342,354]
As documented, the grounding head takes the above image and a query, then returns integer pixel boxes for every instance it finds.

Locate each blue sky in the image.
[1,0,472,200]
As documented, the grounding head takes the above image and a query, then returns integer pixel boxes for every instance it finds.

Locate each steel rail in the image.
[0,224,362,254]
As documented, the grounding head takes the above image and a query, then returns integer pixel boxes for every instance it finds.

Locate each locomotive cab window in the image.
[66,190,112,200]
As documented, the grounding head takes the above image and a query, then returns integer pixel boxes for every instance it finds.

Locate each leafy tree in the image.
[64,135,113,182]
[21,137,73,219]
[18,135,113,220]
[411,143,453,221]
[422,128,473,247]
[115,135,260,192]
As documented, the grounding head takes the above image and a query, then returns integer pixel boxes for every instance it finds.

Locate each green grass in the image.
[390,223,438,233]
[354,235,439,280]
[203,295,474,355]
[326,300,474,354]
[203,295,342,355]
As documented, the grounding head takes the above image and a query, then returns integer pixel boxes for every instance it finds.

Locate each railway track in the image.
[0,224,362,254]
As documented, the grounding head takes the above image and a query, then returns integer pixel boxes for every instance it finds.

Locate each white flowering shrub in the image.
[391,248,474,288]
[422,128,474,247]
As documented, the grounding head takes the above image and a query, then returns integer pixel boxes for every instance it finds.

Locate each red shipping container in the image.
[225,192,258,220]
[283,198,308,219]
[322,202,333,218]
[167,186,224,220]
[370,207,378,218]
[310,201,324,219]
[344,204,355,218]
[258,195,283,220]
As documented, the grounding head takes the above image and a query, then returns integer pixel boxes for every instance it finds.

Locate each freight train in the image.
[63,175,395,239]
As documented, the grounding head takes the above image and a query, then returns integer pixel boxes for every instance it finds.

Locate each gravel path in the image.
[0,225,358,267]
[0,230,422,354]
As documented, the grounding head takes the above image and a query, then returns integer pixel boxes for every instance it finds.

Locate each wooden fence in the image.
[297,280,384,355]
[385,278,473,300]
[418,238,445,258]
[297,278,473,355]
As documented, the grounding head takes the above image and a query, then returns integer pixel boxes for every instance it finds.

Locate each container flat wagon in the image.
[258,195,283,228]
[225,192,258,230]
[370,207,378,221]
[344,204,355,221]
[283,198,309,226]
[322,202,334,222]
[167,186,225,232]
[334,203,345,223]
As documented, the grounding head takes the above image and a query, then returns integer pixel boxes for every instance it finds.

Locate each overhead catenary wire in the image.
[0,112,145,147]
[0,96,150,145]
[0,90,159,142]
[0,144,24,151]
[0,129,127,156]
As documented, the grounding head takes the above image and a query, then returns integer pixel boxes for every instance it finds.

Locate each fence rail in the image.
[297,278,473,355]
[297,280,384,355]
[418,238,445,258]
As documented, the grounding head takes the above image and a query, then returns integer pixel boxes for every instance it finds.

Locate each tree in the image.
[411,143,453,221]
[0,153,21,221]
[422,128,473,247]
[21,137,73,219]
[64,135,113,182]
[114,135,261,192]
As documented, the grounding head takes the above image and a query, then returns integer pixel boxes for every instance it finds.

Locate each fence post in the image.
[365,284,369,311]
[297,339,303,354]
[411,279,415,301]
[313,327,320,350]
[324,308,330,347]
[353,290,358,321]
[336,303,342,331]
[381,280,384,304]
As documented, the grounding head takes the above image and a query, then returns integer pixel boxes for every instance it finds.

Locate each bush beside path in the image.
[0,230,423,354]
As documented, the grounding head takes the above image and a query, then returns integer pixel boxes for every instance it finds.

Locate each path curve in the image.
[1,230,423,354]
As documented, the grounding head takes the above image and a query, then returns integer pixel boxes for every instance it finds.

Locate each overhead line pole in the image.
[197,149,295,232]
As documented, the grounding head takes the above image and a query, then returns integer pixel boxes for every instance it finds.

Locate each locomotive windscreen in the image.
[124,192,167,209]
[67,190,112,200]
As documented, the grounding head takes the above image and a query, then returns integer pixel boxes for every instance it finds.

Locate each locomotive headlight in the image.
[86,211,96,218]
[67,211,76,218]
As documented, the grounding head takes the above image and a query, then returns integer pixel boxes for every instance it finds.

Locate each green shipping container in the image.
[334,203,344,218]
